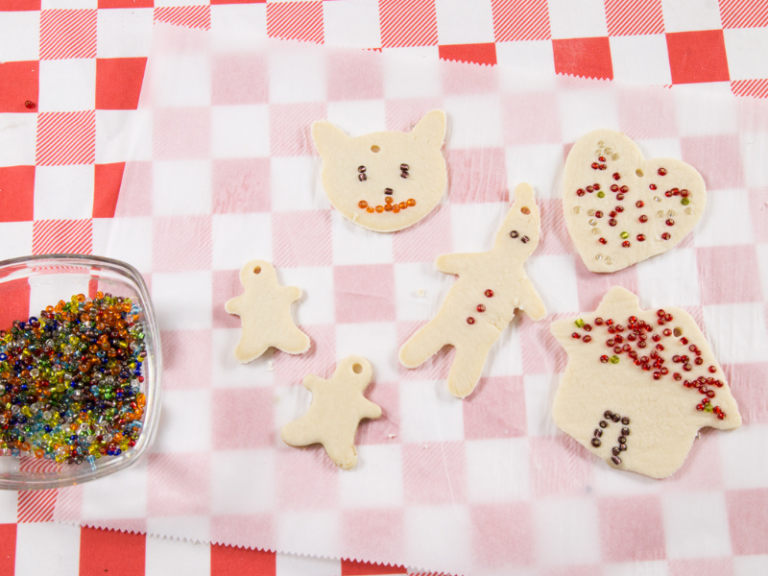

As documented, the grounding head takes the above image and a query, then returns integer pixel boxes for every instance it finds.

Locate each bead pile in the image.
[0,292,147,465]
[571,311,727,420]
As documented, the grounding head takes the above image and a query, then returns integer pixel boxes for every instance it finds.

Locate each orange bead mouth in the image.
[358,199,416,214]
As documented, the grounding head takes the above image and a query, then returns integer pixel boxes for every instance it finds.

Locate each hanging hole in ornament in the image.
[636,169,644,177]
[371,145,380,153]
[352,363,363,374]
[253,266,262,274]
[673,327,683,337]
[520,207,530,215]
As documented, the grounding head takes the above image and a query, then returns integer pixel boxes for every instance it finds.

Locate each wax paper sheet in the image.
[51,23,768,576]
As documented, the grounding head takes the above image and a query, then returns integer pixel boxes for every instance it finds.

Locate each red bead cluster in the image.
[571,310,727,419]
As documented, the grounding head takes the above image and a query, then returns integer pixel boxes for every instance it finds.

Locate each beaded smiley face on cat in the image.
[312,110,447,232]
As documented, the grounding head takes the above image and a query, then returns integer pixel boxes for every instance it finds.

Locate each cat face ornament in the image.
[312,110,447,233]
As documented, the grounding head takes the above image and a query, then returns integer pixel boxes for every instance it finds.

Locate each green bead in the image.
[609,355,620,364]
[705,404,714,412]
[575,319,585,328]
[597,191,605,198]
[620,231,629,239]
[681,198,690,205]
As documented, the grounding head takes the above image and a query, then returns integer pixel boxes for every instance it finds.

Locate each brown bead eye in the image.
[509,230,519,238]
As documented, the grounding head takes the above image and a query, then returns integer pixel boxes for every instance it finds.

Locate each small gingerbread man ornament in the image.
[399,183,547,398]
[225,260,310,363]
[281,356,382,470]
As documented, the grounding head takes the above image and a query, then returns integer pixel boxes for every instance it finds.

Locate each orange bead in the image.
[385,197,393,204]
[358,200,368,209]
[384,204,393,211]
[393,205,400,213]
[375,205,384,213]
[399,202,406,209]
[366,206,374,213]
[406,198,416,207]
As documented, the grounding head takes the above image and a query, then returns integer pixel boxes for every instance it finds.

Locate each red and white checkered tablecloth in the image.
[2,1,768,575]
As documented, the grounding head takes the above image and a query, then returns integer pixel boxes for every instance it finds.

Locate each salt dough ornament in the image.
[399,183,547,399]
[564,129,706,273]
[224,260,310,363]
[312,110,447,233]
[280,355,382,470]
[551,286,741,479]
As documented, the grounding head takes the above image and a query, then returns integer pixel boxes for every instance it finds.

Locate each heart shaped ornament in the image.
[563,129,706,273]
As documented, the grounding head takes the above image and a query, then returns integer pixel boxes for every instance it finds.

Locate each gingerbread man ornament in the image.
[281,356,382,470]
[399,183,547,398]
[225,260,310,363]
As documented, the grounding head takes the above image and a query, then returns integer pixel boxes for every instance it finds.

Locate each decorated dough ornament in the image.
[564,129,706,273]
[399,183,547,399]
[312,110,447,233]
[280,355,382,470]
[551,286,741,479]
[224,260,310,363]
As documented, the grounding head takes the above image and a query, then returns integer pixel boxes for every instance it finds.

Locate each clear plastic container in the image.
[0,254,161,490]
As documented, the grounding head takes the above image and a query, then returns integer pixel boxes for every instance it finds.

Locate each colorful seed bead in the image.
[658,167,667,176]
[610,355,620,364]
[609,219,617,227]
[575,319,585,328]
[610,184,619,192]
[583,335,592,342]
[637,234,646,242]
[613,173,621,180]
[639,215,648,223]
[376,205,384,213]
[681,198,690,205]
[485,289,494,297]
[620,231,629,239]
[406,198,416,206]
[577,189,585,197]
[358,200,368,209]
[661,232,671,240]
[649,184,657,190]
[597,191,605,198]
[366,207,374,213]
[572,332,581,339]
[600,355,609,363]
[599,238,607,245]
[477,304,486,312]
[666,219,675,226]
[636,200,644,208]
[622,241,630,248]
[620,186,628,193]
[467,317,475,324]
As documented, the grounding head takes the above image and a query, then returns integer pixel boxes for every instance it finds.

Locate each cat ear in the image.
[312,121,349,157]
[411,110,446,148]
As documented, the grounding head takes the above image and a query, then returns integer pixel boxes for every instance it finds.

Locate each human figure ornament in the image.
[398,182,547,398]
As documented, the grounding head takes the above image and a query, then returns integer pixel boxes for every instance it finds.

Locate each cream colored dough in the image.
[563,129,706,273]
[551,286,741,479]
[312,110,447,233]
[224,260,310,363]
[399,183,547,399]
[280,355,382,470]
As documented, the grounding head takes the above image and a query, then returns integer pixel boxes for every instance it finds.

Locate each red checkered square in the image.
[212,158,271,214]
[520,314,568,375]
[152,215,212,272]
[269,103,326,157]
[0,524,15,576]
[341,558,407,575]
[154,6,211,31]
[575,256,638,311]
[470,503,534,568]
[553,37,614,80]
[697,246,762,305]
[0,61,38,113]
[719,0,768,29]
[380,0,438,48]
[154,108,211,161]
[726,488,768,554]
[438,43,497,66]
[0,166,35,222]
[392,205,451,263]
[356,381,400,445]
[491,0,550,42]
[266,1,323,44]
[463,376,527,440]
[277,448,339,509]
[32,219,92,254]
[503,92,561,145]
[99,0,152,7]
[444,148,507,203]
[210,544,276,576]
[667,30,730,84]
[211,0,266,4]
[727,362,768,424]
[211,517,274,552]
[529,436,593,497]
[113,161,151,217]
[328,49,384,101]
[397,320,452,380]
[536,199,576,256]
[2,0,40,9]
[441,57,499,94]
[213,269,241,329]
[213,388,275,449]
[79,527,145,576]
[334,264,396,323]
[340,510,406,567]
[212,53,268,105]
[274,323,336,384]
[0,278,30,332]
[272,210,332,267]
[93,162,124,218]
[749,189,768,243]
[162,330,213,390]
[36,111,95,166]
[40,9,97,60]
[680,134,745,190]
[597,495,666,562]
[17,489,56,522]
[402,441,467,504]
[669,558,735,576]
[147,453,211,516]
[605,0,664,36]
[663,430,723,491]
[617,85,679,139]
[95,58,146,110]
[384,98,443,132]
